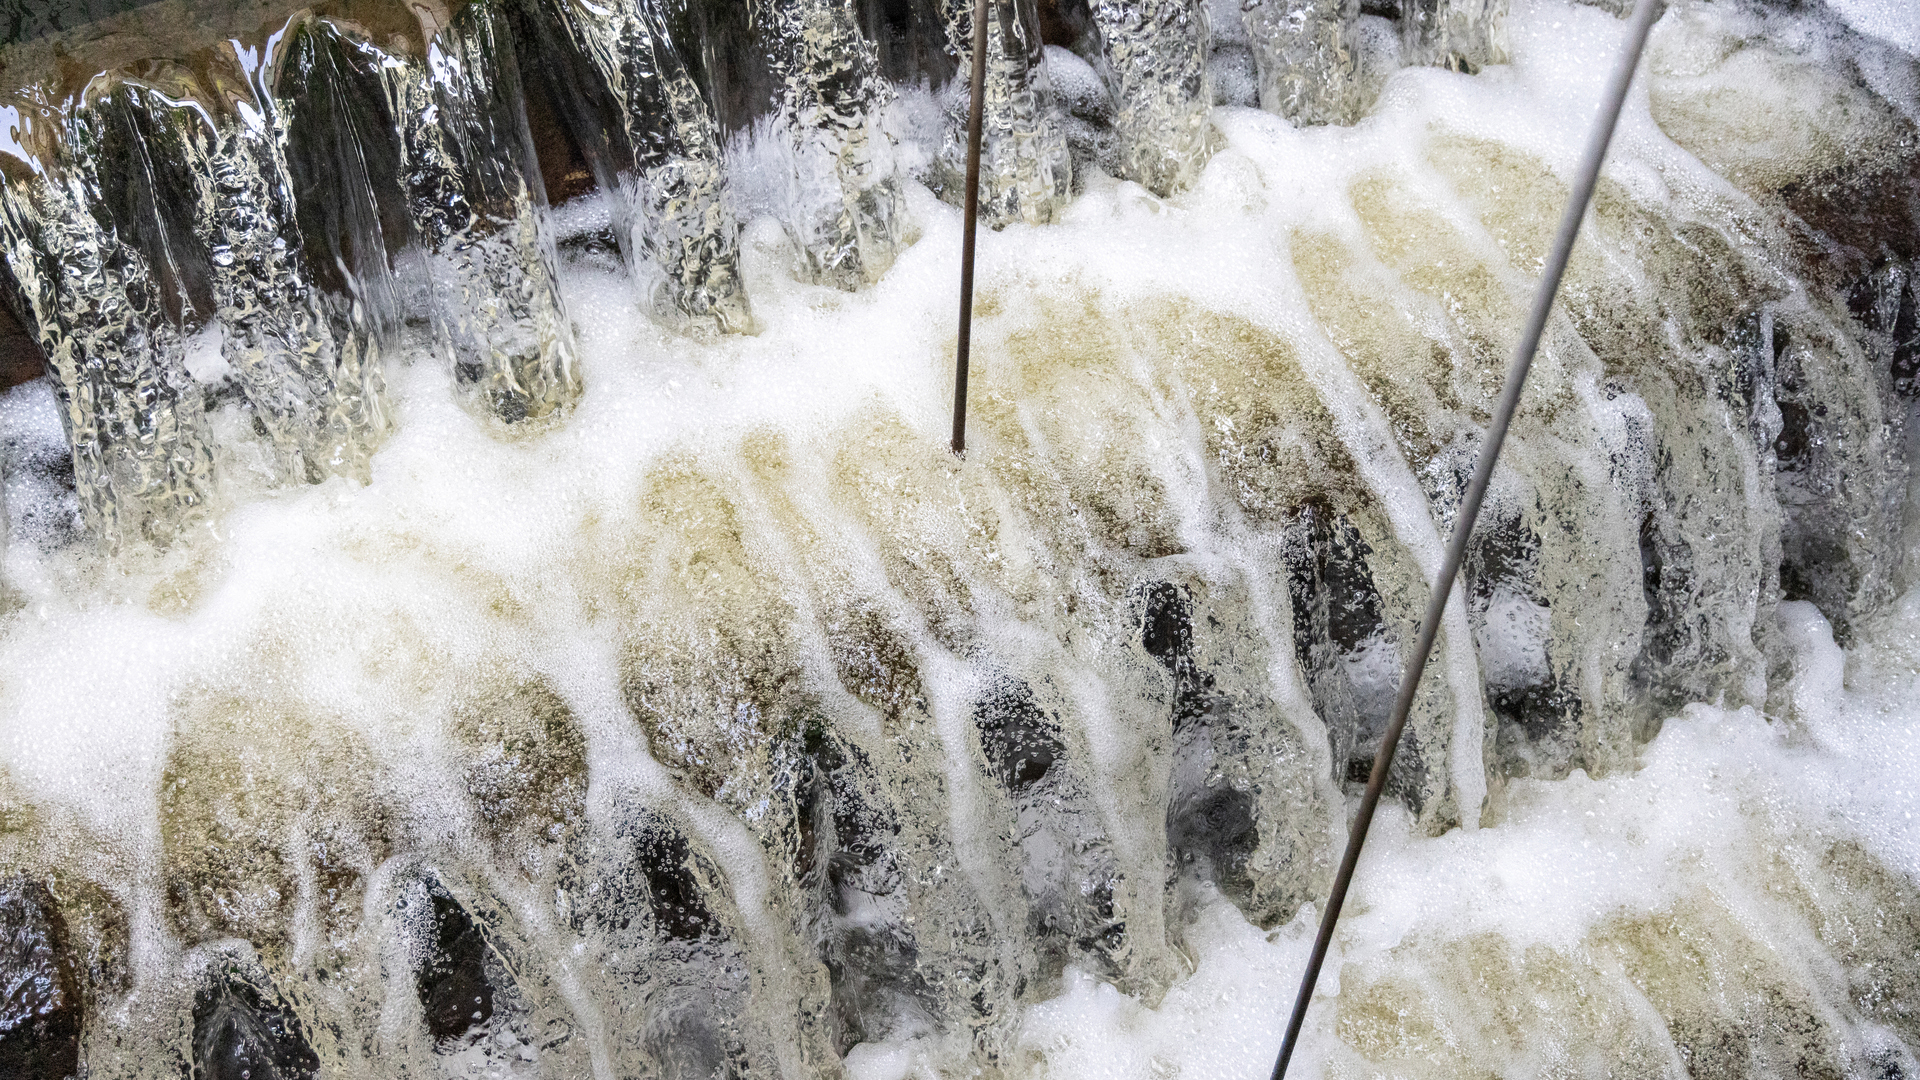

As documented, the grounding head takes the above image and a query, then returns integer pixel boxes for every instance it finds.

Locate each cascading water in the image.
[0,0,1916,1077]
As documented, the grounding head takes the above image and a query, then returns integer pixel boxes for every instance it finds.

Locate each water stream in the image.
[0,0,1916,1077]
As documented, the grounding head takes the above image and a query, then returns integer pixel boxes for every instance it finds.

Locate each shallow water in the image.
[1,0,1918,1076]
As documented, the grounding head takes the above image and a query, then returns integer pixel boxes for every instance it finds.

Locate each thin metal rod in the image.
[951,0,990,456]
[1269,1,1663,1075]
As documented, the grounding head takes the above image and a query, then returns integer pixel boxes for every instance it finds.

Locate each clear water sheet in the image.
[378,1,583,426]
[758,0,910,289]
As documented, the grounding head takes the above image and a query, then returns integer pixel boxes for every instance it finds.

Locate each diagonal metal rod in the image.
[1269,0,1664,1075]
[951,0,990,456]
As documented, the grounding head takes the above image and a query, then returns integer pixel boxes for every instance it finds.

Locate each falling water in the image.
[374,1,582,424]
[757,0,909,288]
[0,0,1917,1078]
[934,0,1076,225]
[0,92,217,548]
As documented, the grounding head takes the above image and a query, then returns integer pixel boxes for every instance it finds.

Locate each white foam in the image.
[180,324,231,385]
[1046,45,1112,119]
[0,0,1914,1075]
[1826,0,1920,57]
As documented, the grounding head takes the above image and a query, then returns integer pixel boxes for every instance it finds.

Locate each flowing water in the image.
[0,0,1917,1077]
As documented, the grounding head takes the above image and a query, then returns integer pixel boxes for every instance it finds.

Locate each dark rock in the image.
[974,681,1061,794]
[0,304,41,394]
[514,41,598,205]
[275,16,412,337]
[190,967,319,1080]
[0,879,81,1080]
[637,825,718,944]
[416,882,495,1045]
[1281,502,1407,795]
[857,0,958,88]
[1037,0,1093,49]
[1464,513,1583,778]
[790,728,930,1054]
[1141,583,1262,901]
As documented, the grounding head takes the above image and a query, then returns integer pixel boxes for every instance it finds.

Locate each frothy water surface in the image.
[2,1,1919,1077]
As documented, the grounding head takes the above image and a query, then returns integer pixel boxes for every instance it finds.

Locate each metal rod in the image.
[1268,1,1663,1075]
[951,0,990,456]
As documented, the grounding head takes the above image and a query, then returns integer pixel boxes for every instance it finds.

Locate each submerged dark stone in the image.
[1140,583,1261,901]
[1140,580,1192,671]
[637,824,719,944]
[974,680,1061,794]
[1281,501,1410,796]
[0,302,41,393]
[416,882,495,1044]
[190,967,318,1080]
[0,879,81,1080]
[791,729,930,1054]
[275,16,412,339]
[647,1005,742,1080]
[1037,0,1093,48]
[857,0,958,88]
[1465,513,1583,778]
[617,820,750,1079]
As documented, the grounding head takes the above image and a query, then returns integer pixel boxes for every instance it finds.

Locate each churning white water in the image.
[1,0,1918,1077]
[999,593,1920,1079]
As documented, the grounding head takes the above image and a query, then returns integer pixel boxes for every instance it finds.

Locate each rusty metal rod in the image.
[1269,0,1663,1075]
[951,0,990,456]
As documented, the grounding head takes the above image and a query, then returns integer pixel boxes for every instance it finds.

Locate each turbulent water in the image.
[0,0,1918,1077]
